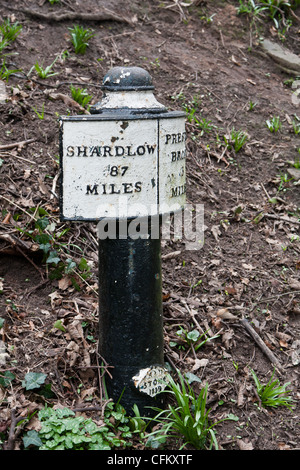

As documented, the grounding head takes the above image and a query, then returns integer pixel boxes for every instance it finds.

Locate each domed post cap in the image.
[102,66,154,91]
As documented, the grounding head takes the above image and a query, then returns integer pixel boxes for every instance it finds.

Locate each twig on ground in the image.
[263,213,300,226]
[240,318,284,374]
[44,90,90,114]
[0,138,36,151]
[3,409,24,450]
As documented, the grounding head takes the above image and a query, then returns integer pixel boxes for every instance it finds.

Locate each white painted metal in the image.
[132,365,169,397]
[60,84,186,221]
[100,90,166,109]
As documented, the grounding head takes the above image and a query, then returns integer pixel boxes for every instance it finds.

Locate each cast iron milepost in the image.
[59,67,186,415]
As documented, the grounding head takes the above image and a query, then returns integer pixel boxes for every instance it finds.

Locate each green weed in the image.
[291,115,300,134]
[146,371,227,450]
[30,56,59,79]
[23,403,133,450]
[248,100,257,111]
[237,0,298,32]
[276,172,294,192]
[68,25,95,55]
[70,85,92,108]
[170,326,219,352]
[0,18,22,45]
[250,368,295,410]
[32,103,45,120]
[0,59,21,81]
[230,128,248,152]
[223,128,248,153]
[266,115,282,132]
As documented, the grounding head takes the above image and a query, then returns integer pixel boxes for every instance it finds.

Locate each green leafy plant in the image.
[276,171,294,192]
[292,116,300,134]
[223,128,248,153]
[68,25,95,54]
[237,0,269,18]
[30,56,59,79]
[22,372,47,391]
[288,155,300,169]
[70,85,92,108]
[32,102,45,120]
[237,0,297,29]
[266,115,282,132]
[129,404,147,439]
[250,368,295,410]
[0,59,21,81]
[248,99,257,111]
[147,372,225,450]
[26,403,133,450]
[0,18,22,51]
[230,128,248,152]
[170,326,218,352]
[0,370,15,387]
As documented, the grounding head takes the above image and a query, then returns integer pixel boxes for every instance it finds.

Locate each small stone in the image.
[261,39,300,73]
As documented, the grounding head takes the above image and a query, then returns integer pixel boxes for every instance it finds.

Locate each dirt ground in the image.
[0,0,299,451]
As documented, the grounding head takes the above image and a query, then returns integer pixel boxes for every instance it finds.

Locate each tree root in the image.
[8,7,132,25]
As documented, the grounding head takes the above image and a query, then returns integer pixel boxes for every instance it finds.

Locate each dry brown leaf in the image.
[289,278,300,290]
[237,384,246,407]
[211,225,221,241]
[67,350,78,367]
[48,291,62,308]
[58,276,72,291]
[277,442,291,450]
[2,212,11,224]
[81,387,97,400]
[67,321,84,342]
[217,308,237,320]
[222,329,234,349]
[211,316,222,329]
[192,358,209,371]
[237,439,254,450]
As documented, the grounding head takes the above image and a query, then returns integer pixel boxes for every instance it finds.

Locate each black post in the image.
[98,221,165,415]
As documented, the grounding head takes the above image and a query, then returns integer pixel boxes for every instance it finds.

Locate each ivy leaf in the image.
[36,217,49,232]
[46,250,60,265]
[0,370,15,387]
[22,372,47,390]
[65,258,76,274]
[23,430,42,448]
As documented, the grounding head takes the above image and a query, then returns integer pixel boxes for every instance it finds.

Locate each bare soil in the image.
[0,0,299,451]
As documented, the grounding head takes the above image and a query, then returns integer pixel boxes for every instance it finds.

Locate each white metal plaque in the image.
[132,365,169,397]
[60,114,186,221]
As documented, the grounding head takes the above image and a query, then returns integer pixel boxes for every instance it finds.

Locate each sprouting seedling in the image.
[145,371,229,450]
[70,85,92,108]
[29,56,59,79]
[250,368,295,410]
[230,128,248,152]
[266,116,281,133]
[292,117,300,135]
[32,103,45,120]
[248,100,257,111]
[0,59,21,81]
[68,25,95,55]
[0,18,22,44]
[223,128,248,153]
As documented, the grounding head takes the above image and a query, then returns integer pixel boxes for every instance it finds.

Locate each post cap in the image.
[102,66,154,91]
